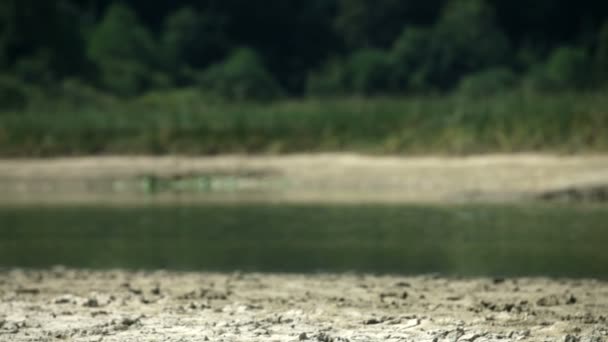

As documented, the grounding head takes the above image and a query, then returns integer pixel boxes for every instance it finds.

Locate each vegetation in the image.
[0,89,607,156]
[1,0,608,155]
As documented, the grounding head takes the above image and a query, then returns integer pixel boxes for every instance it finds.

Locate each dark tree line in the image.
[1,0,608,104]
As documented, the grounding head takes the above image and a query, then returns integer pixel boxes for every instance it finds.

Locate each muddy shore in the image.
[1,269,607,341]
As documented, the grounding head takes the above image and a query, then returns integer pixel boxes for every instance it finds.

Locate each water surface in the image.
[1,203,607,278]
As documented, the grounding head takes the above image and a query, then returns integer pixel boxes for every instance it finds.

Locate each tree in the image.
[204,0,338,94]
[161,7,229,71]
[334,0,444,48]
[595,21,608,84]
[200,48,284,101]
[346,49,394,95]
[426,0,510,89]
[87,3,159,96]
[391,27,433,91]
[0,0,88,81]
[306,59,349,97]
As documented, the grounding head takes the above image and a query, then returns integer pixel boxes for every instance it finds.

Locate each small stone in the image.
[151,285,161,295]
[316,332,333,342]
[121,317,139,327]
[15,288,39,295]
[566,294,577,305]
[565,335,580,342]
[364,318,381,325]
[128,287,142,295]
[54,298,70,304]
[537,295,561,307]
[492,277,506,284]
[299,332,309,340]
[83,298,99,308]
[379,292,397,300]
[90,311,108,317]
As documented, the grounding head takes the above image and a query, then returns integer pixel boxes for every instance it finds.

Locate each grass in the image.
[1,203,607,277]
[0,88,607,156]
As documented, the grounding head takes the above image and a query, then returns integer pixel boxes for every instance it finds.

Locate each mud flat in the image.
[1,269,607,341]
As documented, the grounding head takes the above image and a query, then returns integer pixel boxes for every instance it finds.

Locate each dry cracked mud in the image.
[1,268,607,341]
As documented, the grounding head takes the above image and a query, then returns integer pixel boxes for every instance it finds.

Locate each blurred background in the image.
[0,0,607,278]
[0,0,607,154]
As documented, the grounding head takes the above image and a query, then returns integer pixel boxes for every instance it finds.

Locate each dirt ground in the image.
[1,268,606,342]
[1,153,608,203]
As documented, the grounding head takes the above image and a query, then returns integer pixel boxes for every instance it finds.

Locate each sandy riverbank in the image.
[1,154,607,204]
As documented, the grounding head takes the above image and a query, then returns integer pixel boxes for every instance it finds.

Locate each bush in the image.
[0,75,28,111]
[346,49,394,95]
[200,48,284,101]
[58,79,115,108]
[306,59,349,97]
[544,46,591,90]
[458,68,517,97]
[14,50,54,85]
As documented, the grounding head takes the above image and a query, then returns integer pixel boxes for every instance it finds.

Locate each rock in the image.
[460,332,487,341]
[565,335,580,342]
[90,311,108,317]
[492,277,506,284]
[54,295,76,304]
[151,285,161,295]
[364,318,381,325]
[15,287,39,295]
[128,287,142,295]
[121,316,140,327]
[316,332,333,342]
[83,298,99,308]
[379,292,398,300]
[299,332,309,340]
[433,328,466,342]
[581,336,604,342]
[537,295,561,307]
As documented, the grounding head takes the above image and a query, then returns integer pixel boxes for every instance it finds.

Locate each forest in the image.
[0,0,607,155]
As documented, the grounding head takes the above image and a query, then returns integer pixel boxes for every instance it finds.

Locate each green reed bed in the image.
[0,89,607,156]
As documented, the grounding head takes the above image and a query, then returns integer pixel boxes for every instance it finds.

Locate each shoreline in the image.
[1,153,608,204]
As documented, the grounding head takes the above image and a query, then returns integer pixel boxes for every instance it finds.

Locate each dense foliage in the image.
[1,0,608,101]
